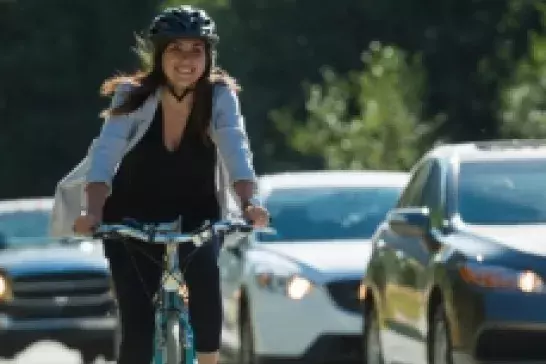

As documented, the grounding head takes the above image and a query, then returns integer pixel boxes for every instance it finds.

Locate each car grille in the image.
[325,279,361,314]
[6,271,114,319]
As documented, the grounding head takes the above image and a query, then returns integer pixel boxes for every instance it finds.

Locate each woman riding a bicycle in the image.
[73,5,269,364]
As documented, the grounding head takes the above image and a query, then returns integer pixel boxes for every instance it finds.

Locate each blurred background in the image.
[1,0,545,198]
[1,0,545,363]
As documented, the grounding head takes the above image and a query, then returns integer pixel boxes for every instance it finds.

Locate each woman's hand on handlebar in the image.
[243,205,269,228]
[73,213,101,236]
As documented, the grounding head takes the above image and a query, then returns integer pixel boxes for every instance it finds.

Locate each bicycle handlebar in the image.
[92,218,254,247]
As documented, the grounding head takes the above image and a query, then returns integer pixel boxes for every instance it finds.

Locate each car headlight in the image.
[255,271,313,300]
[459,263,544,293]
[0,273,13,302]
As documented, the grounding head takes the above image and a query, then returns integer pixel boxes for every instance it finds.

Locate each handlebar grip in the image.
[239,224,253,233]
[91,228,104,240]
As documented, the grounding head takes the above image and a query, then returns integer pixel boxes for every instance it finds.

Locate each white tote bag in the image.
[49,125,145,238]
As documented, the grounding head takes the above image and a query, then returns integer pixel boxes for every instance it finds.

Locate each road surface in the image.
[0,341,112,364]
[0,333,425,364]
[0,341,231,364]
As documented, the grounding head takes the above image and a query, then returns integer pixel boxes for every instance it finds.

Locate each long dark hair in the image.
[99,35,240,140]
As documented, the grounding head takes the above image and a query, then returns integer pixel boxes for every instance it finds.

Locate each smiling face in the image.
[161,38,207,90]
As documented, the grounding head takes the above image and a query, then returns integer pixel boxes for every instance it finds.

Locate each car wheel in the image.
[363,303,384,364]
[240,310,256,364]
[430,305,454,364]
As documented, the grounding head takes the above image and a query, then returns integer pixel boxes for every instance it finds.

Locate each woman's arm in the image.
[233,180,257,207]
[210,85,258,206]
[85,182,110,220]
[84,83,135,218]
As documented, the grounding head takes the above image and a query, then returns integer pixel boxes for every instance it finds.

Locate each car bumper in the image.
[251,284,361,361]
[451,286,546,363]
[0,315,118,357]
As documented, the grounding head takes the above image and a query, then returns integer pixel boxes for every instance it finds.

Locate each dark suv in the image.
[0,197,118,364]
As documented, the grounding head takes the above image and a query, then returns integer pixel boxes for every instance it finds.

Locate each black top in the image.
[103,104,220,232]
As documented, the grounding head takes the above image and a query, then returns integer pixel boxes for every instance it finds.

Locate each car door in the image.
[391,160,445,363]
[379,160,432,364]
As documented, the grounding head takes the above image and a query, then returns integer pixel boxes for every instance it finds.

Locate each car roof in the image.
[427,139,546,163]
[0,197,53,213]
[258,170,410,193]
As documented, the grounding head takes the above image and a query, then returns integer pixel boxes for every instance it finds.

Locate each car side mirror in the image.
[387,207,431,237]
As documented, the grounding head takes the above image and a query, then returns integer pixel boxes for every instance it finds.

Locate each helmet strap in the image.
[165,82,194,102]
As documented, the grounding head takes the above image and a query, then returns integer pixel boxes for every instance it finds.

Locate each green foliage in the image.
[272,42,437,171]
[500,4,546,138]
[0,0,157,198]
[0,0,543,198]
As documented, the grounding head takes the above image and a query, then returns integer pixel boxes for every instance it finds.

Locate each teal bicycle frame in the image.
[93,217,253,364]
[153,239,197,364]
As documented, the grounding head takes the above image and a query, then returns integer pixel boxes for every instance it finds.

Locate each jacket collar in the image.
[136,86,163,123]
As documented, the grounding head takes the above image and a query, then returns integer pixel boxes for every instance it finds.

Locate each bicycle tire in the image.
[166,311,184,364]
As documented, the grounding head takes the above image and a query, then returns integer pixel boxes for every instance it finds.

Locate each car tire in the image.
[430,304,454,364]
[362,302,384,364]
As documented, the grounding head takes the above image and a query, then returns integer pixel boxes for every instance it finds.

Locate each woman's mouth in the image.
[175,66,194,76]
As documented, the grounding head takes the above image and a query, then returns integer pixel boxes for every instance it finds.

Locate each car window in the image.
[397,161,432,208]
[458,159,546,224]
[258,186,403,242]
[422,161,442,209]
[422,161,444,229]
[0,209,52,246]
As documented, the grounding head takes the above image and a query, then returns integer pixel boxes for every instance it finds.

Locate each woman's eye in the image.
[167,45,203,55]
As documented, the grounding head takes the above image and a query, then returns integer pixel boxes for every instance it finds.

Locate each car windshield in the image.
[258,186,402,242]
[458,159,546,224]
[0,209,52,246]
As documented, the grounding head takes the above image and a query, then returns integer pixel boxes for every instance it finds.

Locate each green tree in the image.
[272,42,439,171]
[499,3,546,138]
[0,0,158,199]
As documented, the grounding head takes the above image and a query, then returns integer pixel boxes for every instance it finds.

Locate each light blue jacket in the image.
[85,82,257,216]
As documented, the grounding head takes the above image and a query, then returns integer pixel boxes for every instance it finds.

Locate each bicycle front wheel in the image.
[166,311,184,364]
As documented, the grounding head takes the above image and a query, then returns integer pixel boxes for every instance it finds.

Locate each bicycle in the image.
[92,217,254,364]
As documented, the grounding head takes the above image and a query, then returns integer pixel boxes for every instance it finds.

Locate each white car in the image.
[219,170,409,364]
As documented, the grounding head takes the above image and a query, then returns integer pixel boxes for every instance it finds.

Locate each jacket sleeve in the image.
[210,85,257,184]
[85,83,135,187]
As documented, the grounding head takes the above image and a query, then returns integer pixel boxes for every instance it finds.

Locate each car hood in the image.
[462,224,546,257]
[0,243,108,276]
[256,239,372,278]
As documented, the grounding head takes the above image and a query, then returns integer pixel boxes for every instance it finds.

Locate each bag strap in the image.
[124,119,142,153]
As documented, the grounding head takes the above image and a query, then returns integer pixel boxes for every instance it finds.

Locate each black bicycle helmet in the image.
[148,5,219,45]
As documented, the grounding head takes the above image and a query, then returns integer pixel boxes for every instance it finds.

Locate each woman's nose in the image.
[177,53,194,64]
[177,52,190,60]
